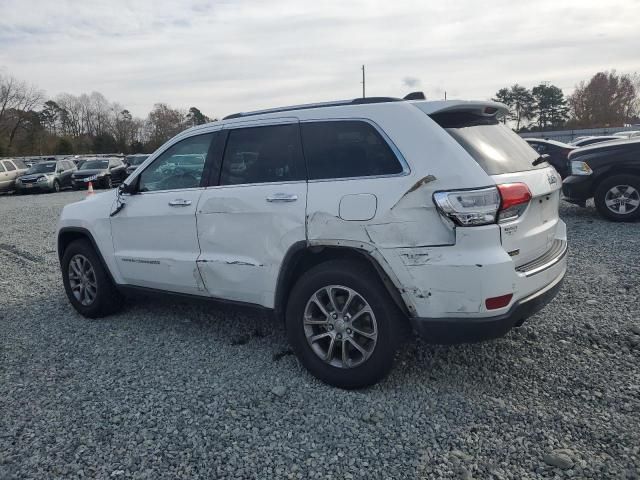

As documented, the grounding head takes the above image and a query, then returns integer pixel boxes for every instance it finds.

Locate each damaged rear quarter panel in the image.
[302,103,497,315]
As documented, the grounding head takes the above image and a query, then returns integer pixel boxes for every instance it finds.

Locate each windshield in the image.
[27,163,56,174]
[127,155,148,166]
[80,160,109,170]
[431,112,544,175]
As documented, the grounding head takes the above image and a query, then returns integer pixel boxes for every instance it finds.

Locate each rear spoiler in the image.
[411,100,509,117]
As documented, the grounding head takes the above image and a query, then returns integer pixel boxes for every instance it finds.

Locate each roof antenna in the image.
[403,91,426,100]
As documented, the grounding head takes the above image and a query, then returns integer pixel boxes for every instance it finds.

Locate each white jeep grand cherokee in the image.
[57,96,567,388]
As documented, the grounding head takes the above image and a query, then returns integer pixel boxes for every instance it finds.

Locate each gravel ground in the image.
[1,190,639,479]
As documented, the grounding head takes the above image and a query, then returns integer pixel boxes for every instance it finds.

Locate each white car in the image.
[56,95,567,388]
[612,130,640,139]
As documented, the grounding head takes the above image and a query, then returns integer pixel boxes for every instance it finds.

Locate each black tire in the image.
[285,259,403,389]
[104,176,112,189]
[52,180,60,193]
[61,239,124,318]
[594,174,640,222]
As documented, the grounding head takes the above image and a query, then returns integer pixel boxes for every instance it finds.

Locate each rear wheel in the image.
[61,239,123,318]
[286,259,402,389]
[594,174,640,222]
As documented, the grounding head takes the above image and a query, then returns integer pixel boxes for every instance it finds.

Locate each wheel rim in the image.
[303,285,378,369]
[68,254,98,306]
[54,182,60,192]
[605,185,640,215]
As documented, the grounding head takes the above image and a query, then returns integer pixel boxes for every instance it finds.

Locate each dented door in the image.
[195,121,307,308]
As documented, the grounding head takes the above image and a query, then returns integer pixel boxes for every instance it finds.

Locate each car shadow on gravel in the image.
[0,288,578,391]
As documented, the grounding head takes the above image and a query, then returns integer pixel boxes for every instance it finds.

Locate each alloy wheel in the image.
[303,285,378,368]
[68,254,98,306]
[604,185,640,215]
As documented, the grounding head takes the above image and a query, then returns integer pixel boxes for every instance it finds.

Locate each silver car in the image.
[15,160,77,193]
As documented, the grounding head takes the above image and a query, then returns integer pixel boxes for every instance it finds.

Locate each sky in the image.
[0,0,639,119]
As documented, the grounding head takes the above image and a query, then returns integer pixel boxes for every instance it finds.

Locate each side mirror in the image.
[57,168,64,173]
[119,179,137,195]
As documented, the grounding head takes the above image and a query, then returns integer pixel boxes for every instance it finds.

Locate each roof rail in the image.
[223,96,402,120]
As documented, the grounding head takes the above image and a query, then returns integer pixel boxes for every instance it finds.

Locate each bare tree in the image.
[145,103,185,150]
[56,93,83,137]
[0,75,44,148]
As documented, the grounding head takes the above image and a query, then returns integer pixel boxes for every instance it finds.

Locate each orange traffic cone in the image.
[87,182,94,195]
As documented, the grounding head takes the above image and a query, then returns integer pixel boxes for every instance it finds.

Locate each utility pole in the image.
[361,65,366,98]
[444,91,447,100]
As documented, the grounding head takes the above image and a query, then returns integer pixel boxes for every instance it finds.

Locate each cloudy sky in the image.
[0,0,638,118]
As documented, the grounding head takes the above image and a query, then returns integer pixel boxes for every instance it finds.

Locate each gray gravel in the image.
[1,191,639,479]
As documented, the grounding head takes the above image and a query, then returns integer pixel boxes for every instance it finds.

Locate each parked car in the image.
[57,96,567,388]
[72,156,102,170]
[525,138,576,178]
[612,130,640,139]
[71,157,128,189]
[563,137,640,221]
[124,154,149,176]
[23,158,39,167]
[570,136,621,147]
[15,159,76,193]
[0,158,29,193]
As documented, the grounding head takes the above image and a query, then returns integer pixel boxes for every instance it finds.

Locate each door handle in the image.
[168,199,192,207]
[266,193,298,203]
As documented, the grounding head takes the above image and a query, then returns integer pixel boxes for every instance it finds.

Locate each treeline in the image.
[494,70,639,132]
[2,69,639,156]
[0,71,216,156]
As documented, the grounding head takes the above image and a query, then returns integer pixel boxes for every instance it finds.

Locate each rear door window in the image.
[301,120,403,180]
[220,123,304,185]
[3,160,16,171]
[529,142,546,154]
[431,112,544,175]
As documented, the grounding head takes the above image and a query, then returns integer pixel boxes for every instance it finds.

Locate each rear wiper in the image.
[532,154,550,166]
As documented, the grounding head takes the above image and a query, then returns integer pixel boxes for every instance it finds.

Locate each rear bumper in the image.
[410,269,564,343]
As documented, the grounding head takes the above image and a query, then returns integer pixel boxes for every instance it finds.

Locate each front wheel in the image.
[103,176,113,189]
[286,259,403,389]
[52,180,60,193]
[61,239,124,318]
[594,174,640,222]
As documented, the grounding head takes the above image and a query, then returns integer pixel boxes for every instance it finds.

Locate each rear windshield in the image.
[431,112,544,175]
[126,155,148,165]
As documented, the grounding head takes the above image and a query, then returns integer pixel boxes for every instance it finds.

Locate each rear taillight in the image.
[434,184,532,226]
[497,183,531,223]
[433,187,500,226]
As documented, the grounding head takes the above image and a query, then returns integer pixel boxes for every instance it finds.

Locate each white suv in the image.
[57,96,567,388]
